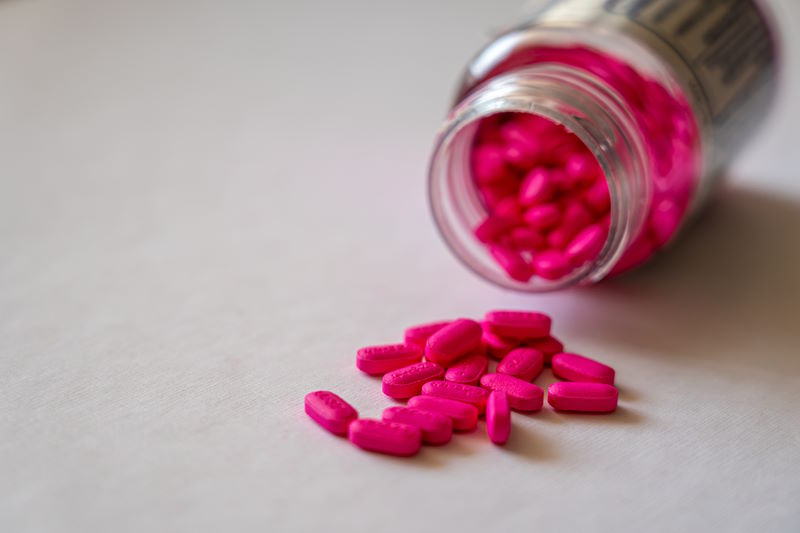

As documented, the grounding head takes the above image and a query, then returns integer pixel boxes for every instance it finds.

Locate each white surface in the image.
[2,1,799,532]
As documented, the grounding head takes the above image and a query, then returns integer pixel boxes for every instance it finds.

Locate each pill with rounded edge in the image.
[482,326,520,359]
[304,390,358,436]
[445,353,488,385]
[486,391,511,445]
[403,320,452,349]
[347,419,421,456]
[407,395,479,431]
[356,343,423,375]
[497,347,544,382]
[421,380,490,413]
[547,382,618,413]
[382,361,444,399]
[525,336,564,364]
[382,406,453,445]
[425,318,483,367]
[484,310,551,340]
[552,352,615,385]
[480,373,544,412]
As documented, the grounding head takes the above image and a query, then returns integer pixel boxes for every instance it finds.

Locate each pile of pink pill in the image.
[305,310,619,457]
[468,45,699,282]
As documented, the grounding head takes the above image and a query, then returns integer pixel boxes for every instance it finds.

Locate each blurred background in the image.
[1,1,798,532]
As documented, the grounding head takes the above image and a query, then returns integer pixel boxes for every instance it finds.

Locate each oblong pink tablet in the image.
[484,310,551,340]
[347,419,422,456]
[480,373,544,412]
[403,320,452,349]
[382,406,453,445]
[304,391,358,436]
[547,382,618,413]
[551,352,615,385]
[486,391,511,445]
[407,395,479,431]
[421,380,490,413]
[482,326,521,359]
[445,353,488,385]
[525,336,564,365]
[497,347,544,382]
[382,361,444,399]
[425,318,483,367]
[356,343,423,375]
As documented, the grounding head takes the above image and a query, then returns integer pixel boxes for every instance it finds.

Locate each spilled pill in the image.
[480,373,544,412]
[482,325,521,359]
[404,320,452,349]
[497,347,544,382]
[525,336,564,364]
[486,391,511,445]
[421,380,490,413]
[348,419,422,456]
[382,406,453,445]
[552,352,615,385]
[407,395,479,431]
[547,382,618,413]
[382,361,444,399]
[444,352,488,385]
[304,391,358,436]
[425,318,483,366]
[484,310,551,339]
[356,343,423,375]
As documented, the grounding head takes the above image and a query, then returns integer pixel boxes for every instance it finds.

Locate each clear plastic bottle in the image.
[428,0,778,291]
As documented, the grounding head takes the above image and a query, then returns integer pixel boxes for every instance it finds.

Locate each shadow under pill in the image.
[549,405,644,425]
[502,421,560,462]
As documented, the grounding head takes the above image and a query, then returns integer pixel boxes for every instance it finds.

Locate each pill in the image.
[425,318,483,367]
[484,310,551,340]
[584,179,611,214]
[481,325,521,359]
[486,391,511,445]
[407,395,479,431]
[565,223,606,265]
[545,227,575,250]
[356,343,423,375]
[510,226,545,251]
[533,249,571,280]
[421,380,490,413]
[304,390,358,436]
[488,246,534,282]
[382,406,453,445]
[523,203,561,230]
[347,419,422,456]
[474,214,519,243]
[519,167,554,206]
[473,144,510,184]
[403,320,452,349]
[497,347,544,382]
[444,352,488,385]
[382,361,444,399]
[551,352,615,385]
[525,336,564,364]
[547,382,618,413]
[480,373,544,412]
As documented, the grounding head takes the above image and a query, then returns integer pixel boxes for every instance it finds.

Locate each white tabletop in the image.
[2,1,799,531]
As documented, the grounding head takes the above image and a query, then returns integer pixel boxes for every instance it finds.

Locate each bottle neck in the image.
[429,64,652,290]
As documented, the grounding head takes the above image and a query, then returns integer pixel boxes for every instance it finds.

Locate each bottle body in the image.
[428,0,777,291]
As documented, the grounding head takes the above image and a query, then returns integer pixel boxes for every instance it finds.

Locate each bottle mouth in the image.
[428,64,650,291]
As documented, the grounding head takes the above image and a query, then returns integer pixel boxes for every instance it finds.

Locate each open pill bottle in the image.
[428,0,778,291]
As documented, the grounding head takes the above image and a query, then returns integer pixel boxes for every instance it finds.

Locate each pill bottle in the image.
[428,0,778,291]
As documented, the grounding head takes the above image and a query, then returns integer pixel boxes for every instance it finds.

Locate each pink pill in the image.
[472,144,509,184]
[444,353,488,385]
[486,391,511,445]
[304,390,358,436]
[545,226,575,250]
[356,343,423,375]
[474,214,518,244]
[484,310,551,340]
[493,197,522,220]
[403,320,452,349]
[547,382,618,413]
[533,249,571,280]
[348,419,421,457]
[584,179,611,214]
[497,347,544,382]
[382,406,453,445]
[523,203,561,230]
[519,168,554,206]
[480,373,544,412]
[565,153,600,185]
[560,200,593,235]
[421,380,490,413]
[425,318,483,367]
[525,336,564,364]
[481,326,521,359]
[503,140,539,169]
[489,246,534,283]
[552,353,615,385]
[510,226,545,251]
[565,223,606,266]
[407,395,479,431]
[382,361,444,399]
